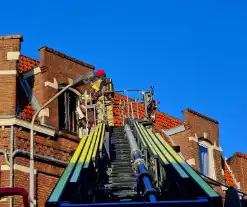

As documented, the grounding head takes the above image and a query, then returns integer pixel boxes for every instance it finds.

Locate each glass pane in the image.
[199,145,209,176]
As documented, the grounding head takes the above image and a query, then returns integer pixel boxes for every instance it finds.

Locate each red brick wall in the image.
[12,128,77,206]
[0,170,10,206]
[13,157,64,207]
[14,128,77,162]
[171,110,224,185]
[228,154,247,192]
[13,170,30,207]
[183,109,219,146]
[0,76,17,115]
[0,127,11,151]
[0,128,11,205]
[0,36,21,70]
[214,150,225,183]
[170,124,201,171]
[0,35,22,115]
[0,125,78,207]
[33,47,94,128]
[171,127,227,196]
[36,173,58,207]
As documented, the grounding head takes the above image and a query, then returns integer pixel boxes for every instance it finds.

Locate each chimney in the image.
[0,35,23,115]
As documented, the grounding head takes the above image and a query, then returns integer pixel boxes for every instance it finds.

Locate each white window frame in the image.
[198,140,216,180]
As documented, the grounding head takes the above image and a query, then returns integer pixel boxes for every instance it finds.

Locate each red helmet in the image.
[96,69,106,77]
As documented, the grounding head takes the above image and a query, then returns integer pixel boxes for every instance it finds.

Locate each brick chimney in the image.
[228,152,247,192]
[0,35,23,115]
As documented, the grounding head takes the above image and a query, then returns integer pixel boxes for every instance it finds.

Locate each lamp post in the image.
[29,70,97,207]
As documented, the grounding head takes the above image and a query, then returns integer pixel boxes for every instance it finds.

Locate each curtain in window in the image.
[199,145,209,176]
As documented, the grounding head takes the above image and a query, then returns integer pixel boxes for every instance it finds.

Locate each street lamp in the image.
[29,70,100,207]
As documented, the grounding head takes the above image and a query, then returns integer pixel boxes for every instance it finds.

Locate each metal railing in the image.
[105,89,150,125]
[78,88,151,132]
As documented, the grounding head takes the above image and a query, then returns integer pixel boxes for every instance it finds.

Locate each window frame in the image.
[198,139,216,179]
[58,88,80,134]
[199,144,209,176]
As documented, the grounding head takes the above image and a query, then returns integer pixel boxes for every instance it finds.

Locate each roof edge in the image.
[39,46,95,69]
[0,34,23,42]
[230,152,247,160]
[223,156,240,188]
[20,54,40,63]
[183,108,219,124]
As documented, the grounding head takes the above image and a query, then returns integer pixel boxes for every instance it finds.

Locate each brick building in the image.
[0,34,246,206]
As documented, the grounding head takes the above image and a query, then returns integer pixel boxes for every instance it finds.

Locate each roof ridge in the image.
[183,108,219,124]
[235,152,247,159]
[39,46,95,69]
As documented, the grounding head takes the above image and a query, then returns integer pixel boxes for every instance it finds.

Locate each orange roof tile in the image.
[17,55,39,73]
[155,111,182,130]
[113,93,182,145]
[222,157,238,188]
[152,127,174,146]
[21,102,40,124]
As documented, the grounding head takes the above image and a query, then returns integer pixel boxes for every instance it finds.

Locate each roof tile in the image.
[235,152,247,159]
[21,102,40,124]
[17,55,39,73]
[222,157,238,188]
[113,93,182,144]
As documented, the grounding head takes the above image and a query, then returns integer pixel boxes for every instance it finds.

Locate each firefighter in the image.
[146,86,159,121]
[76,69,107,132]
[150,101,160,122]
[90,69,107,102]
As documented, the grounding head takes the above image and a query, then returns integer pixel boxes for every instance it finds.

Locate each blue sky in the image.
[1,0,247,158]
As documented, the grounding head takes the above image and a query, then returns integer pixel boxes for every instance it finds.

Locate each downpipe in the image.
[124,124,156,202]
[10,125,14,207]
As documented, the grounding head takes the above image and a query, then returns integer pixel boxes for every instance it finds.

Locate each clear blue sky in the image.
[1,0,247,158]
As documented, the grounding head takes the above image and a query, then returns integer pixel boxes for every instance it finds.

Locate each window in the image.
[58,90,79,134]
[199,145,209,176]
[198,139,216,179]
